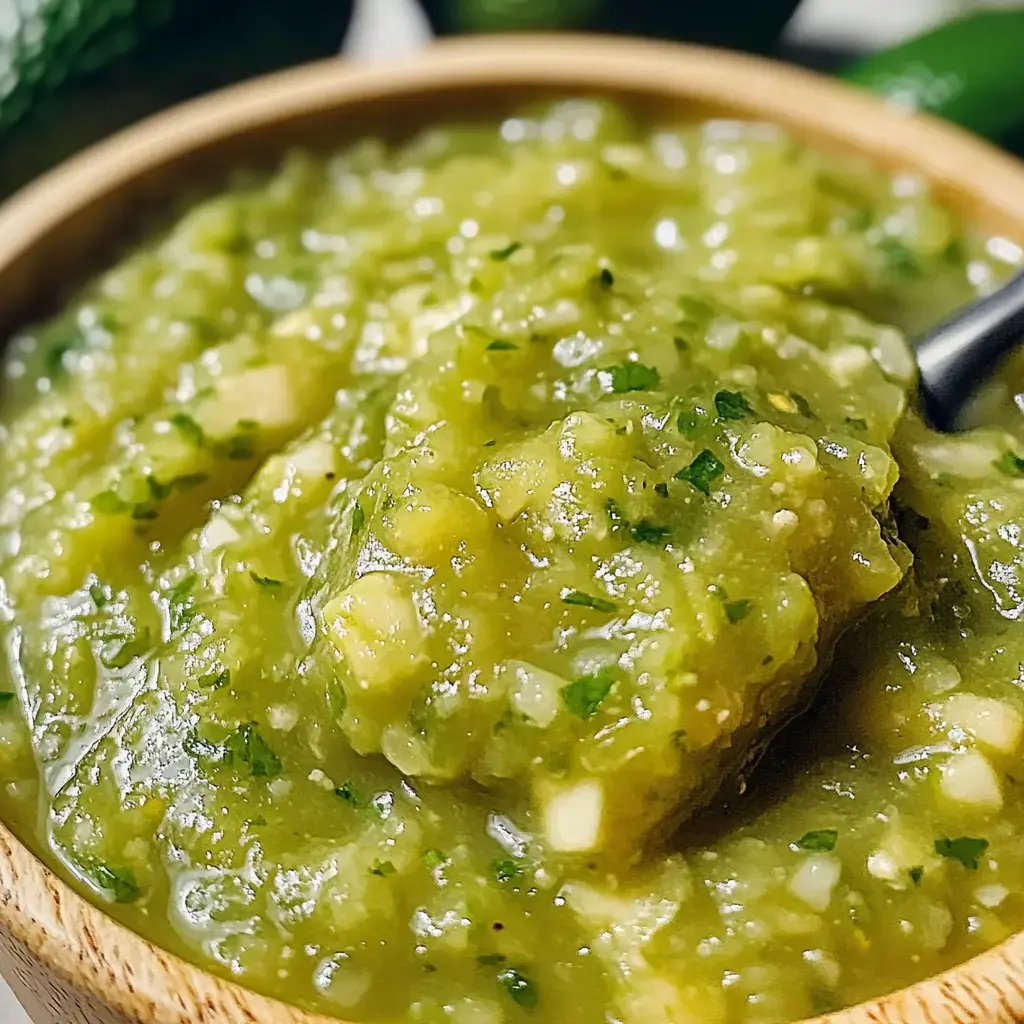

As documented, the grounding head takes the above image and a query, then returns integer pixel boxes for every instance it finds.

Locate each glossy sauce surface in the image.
[2,101,1024,1023]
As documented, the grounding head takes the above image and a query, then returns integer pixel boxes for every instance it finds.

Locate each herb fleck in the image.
[198,668,231,690]
[995,451,1024,477]
[630,520,669,545]
[790,393,815,419]
[226,722,282,778]
[335,782,362,806]
[351,502,365,537]
[676,408,704,435]
[714,389,752,421]
[101,628,152,670]
[561,667,616,719]
[603,362,660,394]
[675,449,724,495]
[478,953,507,966]
[249,571,283,589]
[87,862,141,904]
[909,865,924,885]
[89,583,110,609]
[370,859,397,877]
[170,412,204,446]
[493,859,522,883]
[0,693,15,709]
[487,339,518,351]
[597,267,614,288]
[795,829,838,852]
[423,849,448,869]
[724,599,753,623]
[225,433,256,460]
[654,482,669,498]
[562,590,616,613]
[934,836,988,870]
[489,242,522,261]
[497,967,538,1010]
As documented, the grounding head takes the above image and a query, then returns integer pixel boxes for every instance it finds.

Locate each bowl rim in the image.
[3,32,1024,1024]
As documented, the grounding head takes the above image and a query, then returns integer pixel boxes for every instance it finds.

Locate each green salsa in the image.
[2,99,1024,1023]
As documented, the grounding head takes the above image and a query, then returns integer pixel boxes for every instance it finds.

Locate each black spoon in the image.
[917,270,1024,430]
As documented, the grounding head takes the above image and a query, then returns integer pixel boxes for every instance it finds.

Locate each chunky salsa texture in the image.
[2,100,1024,1024]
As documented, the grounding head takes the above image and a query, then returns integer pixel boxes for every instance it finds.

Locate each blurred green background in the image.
[2,0,1024,200]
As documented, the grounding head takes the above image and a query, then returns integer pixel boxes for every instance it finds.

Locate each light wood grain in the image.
[2,34,1024,1024]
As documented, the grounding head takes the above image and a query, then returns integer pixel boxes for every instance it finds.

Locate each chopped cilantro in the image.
[562,590,616,613]
[497,967,538,1010]
[146,476,171,501]
[795,829,838,852]
[89,583,110,609]
[605,497,626,532]
[934,836,988,870]
[87,862,141,904]
[675,449,724,495]
[249,571,283,589]
[597,267,614,288]
[170,412,204,446]
[372,791,395,819]
[603,362,660,394]
[724,599,753,623]
[91,490,127,515]
[604,497,668,546]
[170,472,208,491]
[791,393,815,419]
[561,666,616,719]
[335,782,362,806]
[224,433,256,460]
[676,408,705,435]
[487,339,518,351]
[198,668,231,690]
[489,241,522,261]
[166,574,198,633]
[101,628,151,670]
[630,520,669,545]
[226,722,282,778]
[130,502,159,521]
[878,236,921,277]
[995,451,1024,477]
[845,417,868,432]
[654,482,669,498]
[0,693,15,709]
[370,859,397,877]
[478,953,507,966]
[493,859,522,883]
[423,848,448,869]
[351,502,365,537]
[714,389,752,421]
[59,415,75,428]
[909,865,924,885]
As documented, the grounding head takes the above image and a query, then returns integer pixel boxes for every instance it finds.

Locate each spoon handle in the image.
[916,269,1024,430]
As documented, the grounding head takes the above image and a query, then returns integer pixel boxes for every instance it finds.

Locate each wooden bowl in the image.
[2,34,1024,1024]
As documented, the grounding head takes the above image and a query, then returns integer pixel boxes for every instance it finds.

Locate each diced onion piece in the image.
[938,751,1003,812]
[788,854,840,912]
[508,661,565,728]
[323,572,426,689]
[941,694,1023,755]
[204,364,301,436]
[541,779,603,852]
